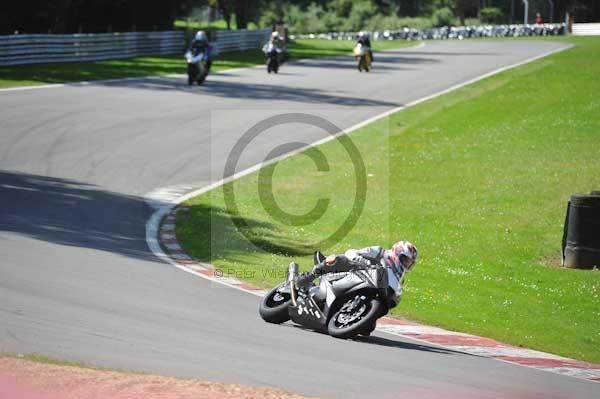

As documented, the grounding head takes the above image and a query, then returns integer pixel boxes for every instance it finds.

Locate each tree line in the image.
[1,0,176,34]
[1,0,598,35]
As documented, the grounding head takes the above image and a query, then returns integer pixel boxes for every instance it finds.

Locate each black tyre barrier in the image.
[562,193,600,269]
[291,24,566,42]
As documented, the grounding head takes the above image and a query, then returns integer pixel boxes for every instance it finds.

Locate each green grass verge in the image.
[0,39,415,88]
[0,51,262,88]
[176,36,600,362]
[174,19,259,31]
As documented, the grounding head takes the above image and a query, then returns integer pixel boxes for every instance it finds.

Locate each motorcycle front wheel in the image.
[359,56,370,72]
[327,295,383,339]
[196,64,208,85]
[259,284,292,324]
[187,64,196,85]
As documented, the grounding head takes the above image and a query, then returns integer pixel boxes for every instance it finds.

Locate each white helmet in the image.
[271,31,279,39]
[195,30,207,41]
[386,241,418,273]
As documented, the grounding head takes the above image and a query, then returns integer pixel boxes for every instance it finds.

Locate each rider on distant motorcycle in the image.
[264,31,286,62]
[296,241,418,289]
[269,31,284,48]
[357,32,374,63]
[188,30,212,71]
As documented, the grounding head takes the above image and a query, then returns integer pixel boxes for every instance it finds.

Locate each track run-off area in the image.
[1,40,596,398]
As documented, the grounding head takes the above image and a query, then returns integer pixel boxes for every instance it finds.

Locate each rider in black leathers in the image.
[188,30,212,71]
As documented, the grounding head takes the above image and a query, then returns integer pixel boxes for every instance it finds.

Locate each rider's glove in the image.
[352,256,372,269]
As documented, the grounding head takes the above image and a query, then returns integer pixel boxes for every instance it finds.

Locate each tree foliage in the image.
[1,0,176,34]
[1,0,599,35]
[480,7,504,23]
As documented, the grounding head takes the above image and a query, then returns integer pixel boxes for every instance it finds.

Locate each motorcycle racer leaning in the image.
[295,241,418,297]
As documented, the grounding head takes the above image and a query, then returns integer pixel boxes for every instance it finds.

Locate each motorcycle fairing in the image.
[185,50,205,64]
[329,269,380,299]
[289,293,327,333]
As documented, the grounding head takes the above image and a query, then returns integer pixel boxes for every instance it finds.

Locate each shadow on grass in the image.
[0,56,183,86]
[0,50,265,87]
[177,202,317,265]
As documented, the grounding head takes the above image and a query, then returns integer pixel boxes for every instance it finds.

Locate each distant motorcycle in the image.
[185,48,209,85]
[259,251,402,339]
[353,43,372,72]
[263,43,283,74]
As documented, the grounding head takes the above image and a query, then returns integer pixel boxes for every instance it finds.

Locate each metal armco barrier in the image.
[572,23,600,36]
[0,28,271,66]
[563,193,600,269]
[212,29,271,54]
[0,31,184,66]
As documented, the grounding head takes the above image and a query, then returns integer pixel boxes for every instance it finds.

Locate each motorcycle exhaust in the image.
[288,262,298,306]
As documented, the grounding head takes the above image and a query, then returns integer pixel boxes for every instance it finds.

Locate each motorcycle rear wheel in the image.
[259,284,292,324]
[327,295,383,339]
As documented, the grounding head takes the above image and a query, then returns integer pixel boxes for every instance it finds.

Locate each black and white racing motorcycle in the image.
[262,43,283,74]
[259,251,403,339]
[185,48,209,85]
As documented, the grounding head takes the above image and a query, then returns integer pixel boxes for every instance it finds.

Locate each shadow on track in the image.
[291,54,440,71]
[0,170,162,263]
[355,335,475,356]
[280,322,472,356]
[177,201,315,264]
[199,80,399,106]
[404,51,502,57]
[94,77,400,107]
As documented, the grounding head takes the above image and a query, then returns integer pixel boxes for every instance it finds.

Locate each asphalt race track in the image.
[0,40,596,398]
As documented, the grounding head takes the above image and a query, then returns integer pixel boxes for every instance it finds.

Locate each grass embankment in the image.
[174,19,259,31]
[0,39,414,88]
[176,36,600,362]
[0,51,262,88]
